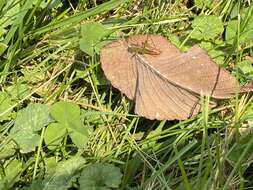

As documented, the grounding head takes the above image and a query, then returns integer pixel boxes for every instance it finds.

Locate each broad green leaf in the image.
[80,22,107,38]
[79,22,108,56]
[225,20,239,44]
[5,159,22,181]
[44,123,66,150]
[23,156,86,190]
[44,157,58,177]
[44,156,86,190]
[10,104,51,153]
[191,15,223,40]
[50,101,81,128]
[237,60,253,76]
[68,128,88,149]
[79,163,122,190]
[0,92,14,121]
[225,19,253,44]
[79,39,93,56]
[0,140,16,160]
[1,159,22,189]
[13,130,41,153]
[50,101,89,148]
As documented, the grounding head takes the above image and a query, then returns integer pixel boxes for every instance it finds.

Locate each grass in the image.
[1,0,253,189]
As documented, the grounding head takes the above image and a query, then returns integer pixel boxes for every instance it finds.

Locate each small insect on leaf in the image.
[128,41,161,55]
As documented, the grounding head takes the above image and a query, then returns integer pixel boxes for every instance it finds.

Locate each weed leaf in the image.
[50,102,80,126]
[0,159,22,189]
[225,19,253,44]
[79,163,122,190]
[50,101,89,149]
[44,123,66,150]
[191,16,223,40]
[10,104,51,153]
[22,156,86,190]
[0,141,16,160]
[237,60,253,76]
[79,22,108,56]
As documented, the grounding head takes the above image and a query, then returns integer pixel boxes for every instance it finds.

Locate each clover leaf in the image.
[10,104,51,153]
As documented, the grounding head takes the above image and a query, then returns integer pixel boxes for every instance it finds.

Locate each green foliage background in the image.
[1,0,253,189]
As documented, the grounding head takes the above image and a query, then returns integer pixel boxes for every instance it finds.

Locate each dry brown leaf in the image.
[100,34,253,120]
